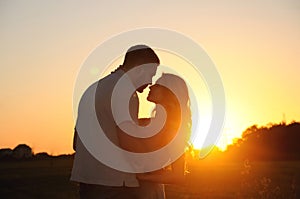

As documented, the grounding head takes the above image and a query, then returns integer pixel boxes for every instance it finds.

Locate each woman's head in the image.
[148,73,189,108]
[148,73,192,142]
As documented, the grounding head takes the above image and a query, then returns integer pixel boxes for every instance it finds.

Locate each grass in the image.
[0,158,78,199]
[0,158,299,198]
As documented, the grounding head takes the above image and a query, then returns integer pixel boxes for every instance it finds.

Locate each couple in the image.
[71,45,191,199]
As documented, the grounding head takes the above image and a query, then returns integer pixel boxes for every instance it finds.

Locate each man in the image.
[71,45,160,199]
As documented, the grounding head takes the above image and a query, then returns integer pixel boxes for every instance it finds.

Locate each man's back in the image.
[71,70,139,186]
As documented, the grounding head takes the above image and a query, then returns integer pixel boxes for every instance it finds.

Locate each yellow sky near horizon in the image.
[0,1,299,154]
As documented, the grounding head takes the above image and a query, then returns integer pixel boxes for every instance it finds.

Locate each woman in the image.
[118,73,192,198]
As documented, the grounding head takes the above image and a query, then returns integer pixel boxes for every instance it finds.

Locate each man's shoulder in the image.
[99,70,123,85]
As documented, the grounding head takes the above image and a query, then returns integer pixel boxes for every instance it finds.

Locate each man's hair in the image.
[123,45,160,70]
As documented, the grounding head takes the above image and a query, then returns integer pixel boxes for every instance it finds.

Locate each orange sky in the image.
[0,1,299,154]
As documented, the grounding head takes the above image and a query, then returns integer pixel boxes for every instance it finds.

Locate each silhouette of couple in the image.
[71,45,191,199]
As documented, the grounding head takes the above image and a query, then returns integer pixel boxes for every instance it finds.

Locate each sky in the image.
[0,0,299,154]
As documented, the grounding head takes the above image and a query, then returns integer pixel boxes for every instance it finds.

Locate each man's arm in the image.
[117,118,167,153]
[136,155,186,185]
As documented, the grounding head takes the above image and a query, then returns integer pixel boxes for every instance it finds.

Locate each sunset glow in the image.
[0,1,299,155]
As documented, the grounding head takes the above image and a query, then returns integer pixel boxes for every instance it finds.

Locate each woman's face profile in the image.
[147,84,165,103]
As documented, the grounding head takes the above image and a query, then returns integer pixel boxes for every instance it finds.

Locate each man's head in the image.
[122,45,160,92]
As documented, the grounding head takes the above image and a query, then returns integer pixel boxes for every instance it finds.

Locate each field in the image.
[0,157,299,199]
[167,160,300,198]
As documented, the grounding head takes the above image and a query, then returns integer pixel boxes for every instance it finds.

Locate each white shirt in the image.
[71,69,139,187]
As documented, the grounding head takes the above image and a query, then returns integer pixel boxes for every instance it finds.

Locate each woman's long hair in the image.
[155,73,192,146]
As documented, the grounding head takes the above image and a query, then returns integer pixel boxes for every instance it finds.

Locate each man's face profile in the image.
[130,63,158,93]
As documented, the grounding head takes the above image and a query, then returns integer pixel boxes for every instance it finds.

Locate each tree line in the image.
[207,121,300,161]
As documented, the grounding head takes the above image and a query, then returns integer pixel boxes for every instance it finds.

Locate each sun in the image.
[191,127,241,151]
